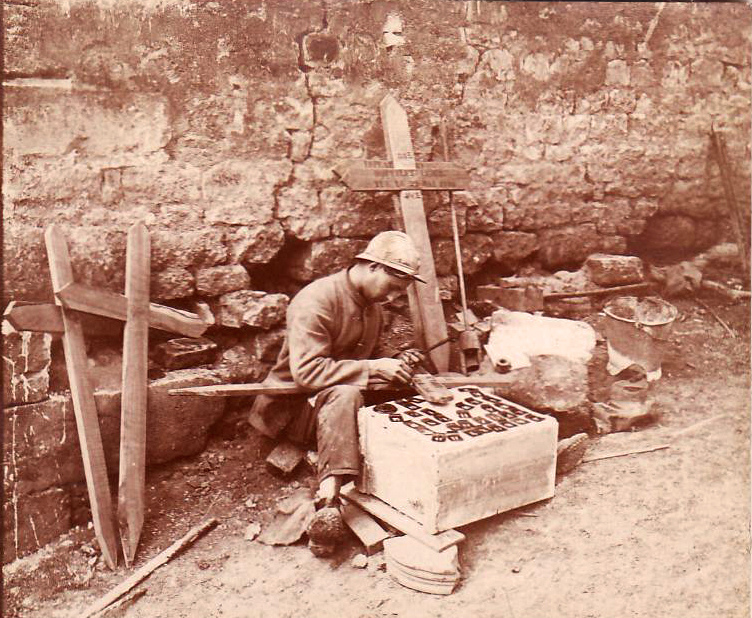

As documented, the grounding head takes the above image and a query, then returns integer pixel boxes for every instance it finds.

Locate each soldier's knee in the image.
[326,384,363,408]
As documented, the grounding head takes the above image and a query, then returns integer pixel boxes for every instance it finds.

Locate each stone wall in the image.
[3,0,750,560]
[3,1,750,303]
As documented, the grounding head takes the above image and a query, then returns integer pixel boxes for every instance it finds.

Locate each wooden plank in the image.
[340,484,464,552]
[168,372,517,397]
[81,518,218,618]
[3,301,123,336]
[341,502,392,555]
[44,224,119,570]
[118,223,151,567]
[380,93,449,372]
[56,281,207,337]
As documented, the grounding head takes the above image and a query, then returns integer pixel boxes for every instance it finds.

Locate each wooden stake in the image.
[81,518,218,618]
[582,443,670,464]
[44,225,119,570]
[118,223,151,566]
[380,94,449,372]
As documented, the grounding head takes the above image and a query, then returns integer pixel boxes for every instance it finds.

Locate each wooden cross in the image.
[335,94,471,373]
[6,224,208,569]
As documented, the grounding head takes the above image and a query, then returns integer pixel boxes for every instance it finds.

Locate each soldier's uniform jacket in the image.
[248,268,383,438]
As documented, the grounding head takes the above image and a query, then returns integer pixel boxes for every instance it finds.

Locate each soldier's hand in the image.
[396,348,425,372]
[369,358,413,384]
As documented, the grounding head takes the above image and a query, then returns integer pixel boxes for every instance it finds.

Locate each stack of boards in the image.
[383,536,460,595]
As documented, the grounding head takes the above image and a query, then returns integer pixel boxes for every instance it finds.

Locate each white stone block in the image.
[357,387,558,533]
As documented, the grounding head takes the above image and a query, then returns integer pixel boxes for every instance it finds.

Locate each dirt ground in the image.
[3,290,750,618]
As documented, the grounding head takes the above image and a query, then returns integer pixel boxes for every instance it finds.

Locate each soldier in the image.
[248,230,426,555]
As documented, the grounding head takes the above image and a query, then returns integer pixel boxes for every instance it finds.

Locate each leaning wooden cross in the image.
[12,224,208,569]
[335,94,471,373]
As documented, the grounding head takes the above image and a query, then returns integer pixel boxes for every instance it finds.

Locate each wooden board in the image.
[55,281,207,338]
[3,301,123,336]
[168,372,517,397]
[336,160,471,191]
[44,224,119,569]
[118,222,151,566]
[357,387,558,533]
[340,484,465,553]
[341,502,392,555]
[380,93,449,372]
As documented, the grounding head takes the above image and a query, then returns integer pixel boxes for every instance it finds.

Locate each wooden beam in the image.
[710,128,749,276]
[168,372,517,397]
[55,281,207,338]
[544,282,655,300]
[380,94,449,372]
[3,301,123,336]
[340,484,464,553]
[81,518,218,618]
[44,224,119,570]
[118,222,151,567]
[341,502,392,555]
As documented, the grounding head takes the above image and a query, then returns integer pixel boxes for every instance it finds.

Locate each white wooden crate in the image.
[357,386,557,533]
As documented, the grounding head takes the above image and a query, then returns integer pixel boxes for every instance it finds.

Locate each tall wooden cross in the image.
[336,94,471,373]
[6,224,206,569]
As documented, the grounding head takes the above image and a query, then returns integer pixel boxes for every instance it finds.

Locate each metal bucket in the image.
[603,296,678,381]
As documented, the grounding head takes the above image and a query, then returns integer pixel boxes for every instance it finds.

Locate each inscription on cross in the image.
[335,94,471,372]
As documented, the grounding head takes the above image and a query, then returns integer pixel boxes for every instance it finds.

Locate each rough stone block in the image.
[2,487,71,564]
[265,440,304,475]
[150,229,227,270]
[250,329,286,362]
[4,89,170,162]
[285,239,368,282]
[227,223,285,266]
[277,184,330,241]
[606,59,630,86]
[213,345,266,382]
[195,265,251,297]
[322,186,395,238]
[152,337,219,370]
[538,224,602,269]
[3,395,82,495]
[2,326,52,405]
[151,267,195,300]
[214,291,289,329]
[3,370,49,408]
[432,234,494,277]
[489,231,539,264]
[585,254,645,286]
[203,159,291,226]
[143,369,226,465]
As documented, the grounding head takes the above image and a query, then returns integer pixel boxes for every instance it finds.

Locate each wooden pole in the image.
[710,127,749,276]
[44,225,119,569]
[118,223,151,566]
[81,518,218,618]
[380,94,450,372]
